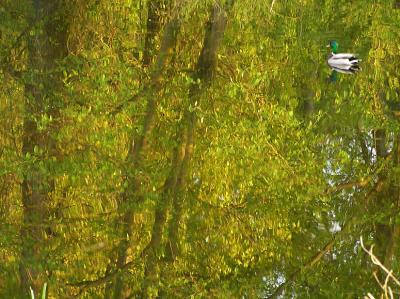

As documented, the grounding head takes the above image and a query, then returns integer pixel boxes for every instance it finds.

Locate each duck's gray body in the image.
[327,53,360,73]
[328,53,359,66]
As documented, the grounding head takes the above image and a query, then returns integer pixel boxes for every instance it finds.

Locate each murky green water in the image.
[1,1,400,298]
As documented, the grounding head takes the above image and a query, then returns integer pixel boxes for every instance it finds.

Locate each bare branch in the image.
[360,237,400,287]
[360,237,400,299]
[270,0,277,12]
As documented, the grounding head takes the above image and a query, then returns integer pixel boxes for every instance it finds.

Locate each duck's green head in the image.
[327,40,339,54]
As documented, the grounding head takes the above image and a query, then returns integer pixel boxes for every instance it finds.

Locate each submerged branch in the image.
[268,175,388,299]
[67,259,138,293]
[267,222,347,299]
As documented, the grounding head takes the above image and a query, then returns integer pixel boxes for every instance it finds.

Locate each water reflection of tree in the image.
[1,0,400,298]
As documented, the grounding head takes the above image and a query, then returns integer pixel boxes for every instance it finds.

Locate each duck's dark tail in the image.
[349,64,360,73]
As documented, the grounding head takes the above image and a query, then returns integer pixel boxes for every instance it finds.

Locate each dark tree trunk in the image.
[140,141,187,298]
[373,128,390,265]
[19,0,68,297]
[111,8,179,299]
[140,2,231,297]
[373,119,400,274]
[165,0,231,263]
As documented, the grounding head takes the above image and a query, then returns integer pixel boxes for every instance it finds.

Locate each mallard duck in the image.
[327,40,360,73]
